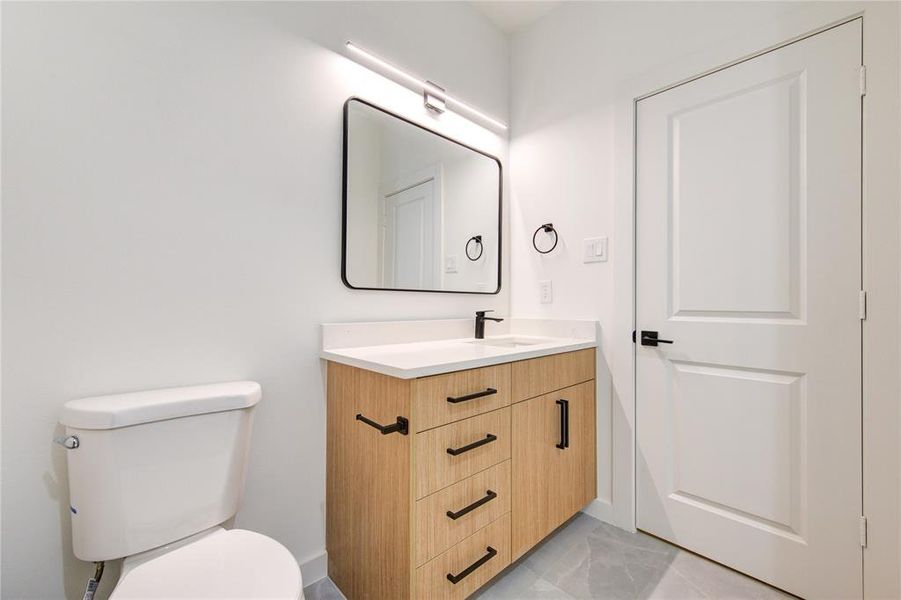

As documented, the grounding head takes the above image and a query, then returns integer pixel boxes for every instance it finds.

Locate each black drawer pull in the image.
[447,434,497,456]
[356,413,409,436]
[446,546,497,584]
[446,490,497,520]
[555,399,569,449]
[447,388,497,404]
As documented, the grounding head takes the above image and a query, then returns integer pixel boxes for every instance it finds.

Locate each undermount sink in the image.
[467,337,543,348]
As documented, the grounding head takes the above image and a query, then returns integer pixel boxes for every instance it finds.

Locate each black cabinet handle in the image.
[556,399,569,449]
[640,330,674,347]
[446,490,497,520]
[355,413,409,436]
[446,546,497,584]
[447,388,497,404]
[447,434,497,456]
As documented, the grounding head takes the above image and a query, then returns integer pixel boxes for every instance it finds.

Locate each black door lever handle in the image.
[640,331,674,347]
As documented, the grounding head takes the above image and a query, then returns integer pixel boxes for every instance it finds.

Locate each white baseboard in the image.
[299,550,328,587]
[581,498,616,526]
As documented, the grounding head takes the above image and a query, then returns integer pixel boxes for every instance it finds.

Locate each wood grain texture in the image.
[326,362,413,600]
[413,513,512,600]
[511,348,596,403]
[413,460,511,566]
[412,363,511,433]
[511,381,596,560]
[414,407,511,499]
[328,351,596,599]
[326,362,355,596]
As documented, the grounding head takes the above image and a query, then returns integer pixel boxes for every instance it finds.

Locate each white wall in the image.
[510,0,816,527]
[898,7,901,595]
[0,3,508,598]
[509,2,900,596]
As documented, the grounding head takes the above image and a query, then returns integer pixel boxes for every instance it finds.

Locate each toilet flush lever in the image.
[54,435,80,449]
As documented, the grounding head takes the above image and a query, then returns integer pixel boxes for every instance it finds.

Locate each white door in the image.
[382,179,438,289]
[636,20,862,598]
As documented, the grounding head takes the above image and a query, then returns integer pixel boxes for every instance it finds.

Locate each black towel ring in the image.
[532,223,558,254]
[465,235,483,261]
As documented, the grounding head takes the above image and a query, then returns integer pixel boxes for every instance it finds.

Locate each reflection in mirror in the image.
[343,99,501,294]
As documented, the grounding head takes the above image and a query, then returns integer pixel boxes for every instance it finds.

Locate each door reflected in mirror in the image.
[343,98,501,294]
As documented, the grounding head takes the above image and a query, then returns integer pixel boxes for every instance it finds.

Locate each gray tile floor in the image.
[303,513,793,600]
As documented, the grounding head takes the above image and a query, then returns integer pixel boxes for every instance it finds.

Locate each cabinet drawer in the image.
[412,364,511,433]
[414,408,511,499]
[414,460,511,566]
[414,513,511,600]
[512,348,595,402]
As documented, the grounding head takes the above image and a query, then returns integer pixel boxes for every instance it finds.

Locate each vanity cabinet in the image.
[326,348,595,600]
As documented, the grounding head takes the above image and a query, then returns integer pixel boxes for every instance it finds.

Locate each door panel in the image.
[511,381,596,560]
[668,362,805,540]
[636,20,862,599]
[672,73,803,319]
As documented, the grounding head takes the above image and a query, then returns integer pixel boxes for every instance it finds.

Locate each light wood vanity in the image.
[326,347,596,599]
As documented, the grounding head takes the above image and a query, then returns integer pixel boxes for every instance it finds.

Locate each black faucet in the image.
[475,310,504,339]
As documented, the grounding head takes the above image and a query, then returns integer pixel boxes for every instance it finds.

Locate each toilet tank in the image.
[59,381,262,562]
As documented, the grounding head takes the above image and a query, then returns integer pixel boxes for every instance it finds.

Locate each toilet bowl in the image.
[110,527,303,599]
[59,381,303,600]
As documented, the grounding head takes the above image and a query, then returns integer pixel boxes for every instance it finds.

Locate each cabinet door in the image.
[511,380,596,559]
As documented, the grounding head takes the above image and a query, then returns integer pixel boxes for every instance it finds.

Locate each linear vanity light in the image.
[345,41,508,131]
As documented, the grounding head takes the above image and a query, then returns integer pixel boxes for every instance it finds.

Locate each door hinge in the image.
[859,290,867,320]
[860,516,868,548]
[859,65,867,96]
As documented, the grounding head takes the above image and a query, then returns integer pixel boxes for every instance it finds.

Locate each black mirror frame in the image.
[341,97,503,295]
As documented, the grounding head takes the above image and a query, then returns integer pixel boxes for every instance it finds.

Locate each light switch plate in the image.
[539,280,553,304]
[583,236,608,263]
[445,255,458,273]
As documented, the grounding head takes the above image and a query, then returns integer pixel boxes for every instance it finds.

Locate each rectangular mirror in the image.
[342,98,502,294]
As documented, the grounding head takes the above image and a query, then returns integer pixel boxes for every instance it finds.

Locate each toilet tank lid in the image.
[60,381,262,430]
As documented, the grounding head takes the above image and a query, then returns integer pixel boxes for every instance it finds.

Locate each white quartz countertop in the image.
[320,319,598,379]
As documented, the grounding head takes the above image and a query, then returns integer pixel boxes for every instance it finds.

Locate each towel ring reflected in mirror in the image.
[466,235,483,261]
[532,223,558,254]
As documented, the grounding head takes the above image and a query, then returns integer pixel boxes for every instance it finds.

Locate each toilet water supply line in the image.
[82,561,104,600]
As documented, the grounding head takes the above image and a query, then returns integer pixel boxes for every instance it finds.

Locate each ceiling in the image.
[470,1,563,34]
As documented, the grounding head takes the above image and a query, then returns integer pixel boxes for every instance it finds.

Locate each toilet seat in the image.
[110,528,303,599]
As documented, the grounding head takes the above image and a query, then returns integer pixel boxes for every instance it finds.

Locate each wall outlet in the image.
[583,236,608,263]
[539,280,553,304]
[444,255,458,273]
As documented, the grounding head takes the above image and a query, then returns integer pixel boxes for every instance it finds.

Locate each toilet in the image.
[59,381,303,599]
